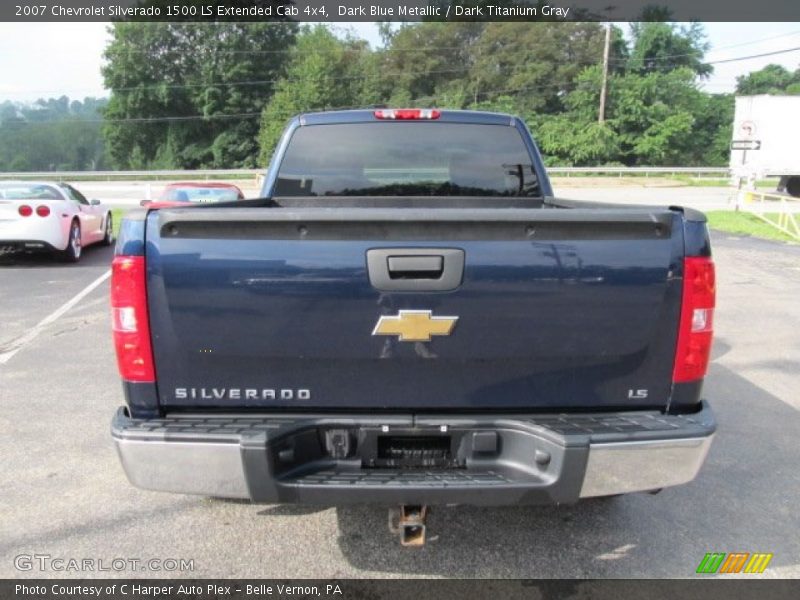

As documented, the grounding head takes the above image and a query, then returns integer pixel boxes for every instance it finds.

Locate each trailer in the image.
[730,95,800,197]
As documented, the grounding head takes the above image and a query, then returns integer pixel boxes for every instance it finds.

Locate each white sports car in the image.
[0,181,114,262]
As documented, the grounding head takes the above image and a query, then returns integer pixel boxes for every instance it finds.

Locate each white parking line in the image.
[0,269,111,365]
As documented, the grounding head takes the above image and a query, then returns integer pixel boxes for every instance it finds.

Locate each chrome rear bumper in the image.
[580,436,713,498]
[112,402,716,505]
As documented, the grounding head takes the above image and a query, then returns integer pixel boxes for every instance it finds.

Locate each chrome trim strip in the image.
[113,438,249,499]
[579,435,714,498]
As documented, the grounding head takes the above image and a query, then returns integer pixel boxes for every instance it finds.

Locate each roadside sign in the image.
[739,120,757,138]
[731,140,761,151]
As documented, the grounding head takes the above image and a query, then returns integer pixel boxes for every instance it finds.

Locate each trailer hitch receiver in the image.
[389,505,429,547]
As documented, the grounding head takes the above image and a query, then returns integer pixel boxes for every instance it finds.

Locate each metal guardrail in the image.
[739,190,800,241]
[0,167,730,180]
[548,167,728,177]
[0,169,263,181]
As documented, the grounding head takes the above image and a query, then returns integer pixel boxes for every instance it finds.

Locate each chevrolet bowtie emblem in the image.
[372,310,458,342]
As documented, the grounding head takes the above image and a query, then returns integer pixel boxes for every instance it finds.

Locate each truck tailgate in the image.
[145,207,683,411]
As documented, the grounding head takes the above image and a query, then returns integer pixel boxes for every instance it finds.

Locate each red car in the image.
[140,182,245,209]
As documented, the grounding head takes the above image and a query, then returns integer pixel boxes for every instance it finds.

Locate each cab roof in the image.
[297,109,518,127]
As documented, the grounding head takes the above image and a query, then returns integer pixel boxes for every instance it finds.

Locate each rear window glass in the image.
[0,183,62,200]
[274,122,541,197]
[160,186,241,203]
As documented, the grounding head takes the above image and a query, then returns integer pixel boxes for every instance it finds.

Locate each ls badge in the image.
[372,310,458,342]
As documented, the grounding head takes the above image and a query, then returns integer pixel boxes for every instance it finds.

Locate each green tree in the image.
[628,22,711,78]
[736,64,800,95]
[467,22,624,115]
[0,97,108,171]
[368,22,625,116]
[102,22,296,169]
[610,68,705,164]
[534,67,712,166]
[375,22,484,106]
[258,25,371,163]
[520,21,721,166]
[535,116,621,165]
[686,93,734,166]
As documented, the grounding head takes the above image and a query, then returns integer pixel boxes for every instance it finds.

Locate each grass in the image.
[705,210,798,243]
[111,208,126,238]
[671,177,774,188]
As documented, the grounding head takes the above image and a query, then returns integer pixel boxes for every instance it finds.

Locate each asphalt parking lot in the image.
[1,224,798,578]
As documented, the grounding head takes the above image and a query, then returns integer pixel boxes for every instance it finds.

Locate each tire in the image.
[102,212,114,246]
[61,220,82,263]
[785,176,800,198]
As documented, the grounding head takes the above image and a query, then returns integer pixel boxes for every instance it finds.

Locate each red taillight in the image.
[374,108,441,120]
[111,255,155,382]
[673,257,716,383]
[18,205,32,217]
[36,205,50,217]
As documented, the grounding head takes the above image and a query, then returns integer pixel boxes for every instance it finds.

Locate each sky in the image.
[0,22,799,102]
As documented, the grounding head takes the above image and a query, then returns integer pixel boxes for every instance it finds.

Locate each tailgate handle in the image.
[387,256,443,279]
[367,248,464,292]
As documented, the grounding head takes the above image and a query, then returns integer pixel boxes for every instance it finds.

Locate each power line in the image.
[101,45,466,55]
[5,25,800,100]
[9,58,609,97]
[2,112,263,125]
[10,40,800,99]
[99,66,474,94]
[705,46,800,65]
[7,43,800,123]
[80,27,800,58]
[620,43,800,66]
[0,67,750,126]
[2,79,602,126]
[13,65,491,97]
[616,29,800,64]
[706,29,800,53]
[18,47,799,100]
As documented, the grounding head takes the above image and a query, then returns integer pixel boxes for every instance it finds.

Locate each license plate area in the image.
[376,435,453,468]
[270,426,476,477]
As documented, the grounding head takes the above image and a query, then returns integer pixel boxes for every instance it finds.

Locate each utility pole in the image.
[598,23,611,124]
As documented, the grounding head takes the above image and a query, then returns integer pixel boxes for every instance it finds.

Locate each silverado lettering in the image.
[174,388,311,401]
[111,109,717,542]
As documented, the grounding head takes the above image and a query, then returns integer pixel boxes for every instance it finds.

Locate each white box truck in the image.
[730,95,800,197]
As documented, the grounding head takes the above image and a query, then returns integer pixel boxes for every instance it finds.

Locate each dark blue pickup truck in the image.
[111,109,716,539]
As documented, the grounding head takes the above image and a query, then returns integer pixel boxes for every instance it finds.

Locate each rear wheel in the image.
[785,176,800,198]
[61,220,81,263]
[102,213,114,246]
